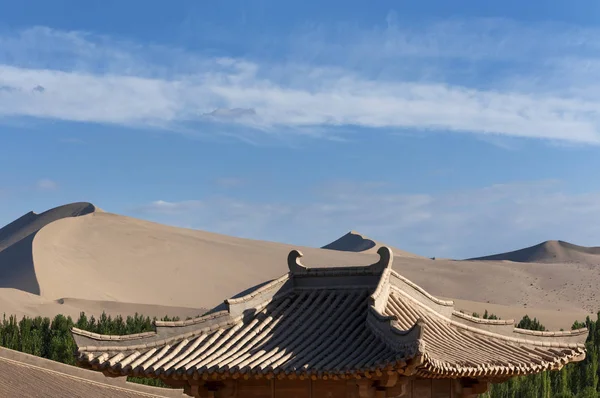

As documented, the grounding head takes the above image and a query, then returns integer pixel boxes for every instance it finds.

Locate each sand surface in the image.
[0,203,598,330]
[0,288,205,321]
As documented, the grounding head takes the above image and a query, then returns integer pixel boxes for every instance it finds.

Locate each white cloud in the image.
[132,180,600,259]
[36,179,58,191]
[205,108,257,119]
[137,200,204,215]
[0,23,600,143]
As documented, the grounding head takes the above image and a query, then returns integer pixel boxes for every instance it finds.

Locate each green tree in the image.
[576,386,599,398]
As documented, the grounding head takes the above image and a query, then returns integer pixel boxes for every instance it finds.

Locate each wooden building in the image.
[71,247,587,397]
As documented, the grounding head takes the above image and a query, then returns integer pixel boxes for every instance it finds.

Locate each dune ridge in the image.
[468,240,600,264]
[0,203,99,294]
[0,202,98,252]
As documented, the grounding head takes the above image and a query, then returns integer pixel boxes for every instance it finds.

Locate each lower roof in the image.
[0,347,185,398]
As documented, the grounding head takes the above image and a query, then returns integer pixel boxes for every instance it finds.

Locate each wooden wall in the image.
[200,377,459,398]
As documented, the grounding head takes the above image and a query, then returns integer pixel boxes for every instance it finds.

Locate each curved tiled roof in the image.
[72,247,587,385]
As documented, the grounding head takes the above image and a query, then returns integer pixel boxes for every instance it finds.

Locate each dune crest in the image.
[322,230,426,259]
[0,202,97,252]
[0,202,99,294]
[468,240,600,263]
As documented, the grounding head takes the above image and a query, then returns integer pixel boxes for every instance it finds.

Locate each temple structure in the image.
[71,247,588,397]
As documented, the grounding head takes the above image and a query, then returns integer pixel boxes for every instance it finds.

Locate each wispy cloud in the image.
[136,200,203,215]
[36,178,59,191]
[213,177,247,188]
[1,21,600,143]
[205,108,257,120]
[132,180,600,259]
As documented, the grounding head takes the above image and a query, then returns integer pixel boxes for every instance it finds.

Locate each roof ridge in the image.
[288,246,393,276]
[513,327,589,337]
[71,328,156,341]
[154,310,229,327]
[452,310,515,325]
[389,287,586,348]
[73,294,294,352]
[389,270,454,307]
[225,274,290,306]
[370,267,393,312]
[75,313,244,353]
[157,275,291,328]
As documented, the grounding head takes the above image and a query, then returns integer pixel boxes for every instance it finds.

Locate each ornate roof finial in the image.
[287,249,307,273]
[369,246,394,273]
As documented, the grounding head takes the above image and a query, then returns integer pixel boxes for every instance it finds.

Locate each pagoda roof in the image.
[71,247,587,383]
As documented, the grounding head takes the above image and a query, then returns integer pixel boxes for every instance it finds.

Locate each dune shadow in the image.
[322,231,377,252]
[0,233,41,295]
[0,202,98,296]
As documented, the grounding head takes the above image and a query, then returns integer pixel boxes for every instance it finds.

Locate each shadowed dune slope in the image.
[322,230,426,259]
[0,203,99,294]
[0,202,98,252]
[468,240,600,263]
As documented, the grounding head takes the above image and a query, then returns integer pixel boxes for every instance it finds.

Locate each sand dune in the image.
[0,202,99,294]
[322,230,426,259]
[468,240,600,263]
[0,203,598,330]
[0,202,97,252]
[0,204,378,312]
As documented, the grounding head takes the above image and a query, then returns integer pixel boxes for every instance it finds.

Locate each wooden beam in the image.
[356,379,375,398]
[379,372,398,388]
[455,378,490,398]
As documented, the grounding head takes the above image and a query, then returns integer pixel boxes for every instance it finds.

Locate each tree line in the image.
[0,310,598,395]
[0,312,182,387]
[475,311,600,398]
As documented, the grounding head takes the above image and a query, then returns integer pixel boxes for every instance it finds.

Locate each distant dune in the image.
[322,230,426,259]
[468,240,600,264]
[0,203,598,329]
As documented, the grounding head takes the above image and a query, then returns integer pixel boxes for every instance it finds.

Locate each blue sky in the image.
[1,0,600,259]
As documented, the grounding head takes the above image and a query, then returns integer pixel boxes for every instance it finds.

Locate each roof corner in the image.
[369,246,394,273]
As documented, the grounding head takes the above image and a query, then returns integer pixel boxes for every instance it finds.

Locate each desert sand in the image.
[0,202,598,330]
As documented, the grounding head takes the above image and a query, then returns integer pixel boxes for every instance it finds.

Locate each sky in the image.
[1,0,600,259]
